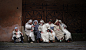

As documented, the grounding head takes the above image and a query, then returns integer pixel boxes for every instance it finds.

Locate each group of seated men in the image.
[12,19,72,43]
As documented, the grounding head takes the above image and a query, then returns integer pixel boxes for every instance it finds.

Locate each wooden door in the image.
[22,2,63,26]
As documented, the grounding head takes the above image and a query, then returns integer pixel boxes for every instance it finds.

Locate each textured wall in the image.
[0,0,86,42]
[0,0,22,41]
[22,0,86,33]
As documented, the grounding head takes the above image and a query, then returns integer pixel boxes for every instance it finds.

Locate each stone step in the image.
[0,41,86,50]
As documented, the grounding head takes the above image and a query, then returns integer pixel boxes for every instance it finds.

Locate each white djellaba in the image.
[47,23,55,41]
[59,20,72,41]
[42,23,55,42]
[54,19,64,42]
[12,27,23,42]
[25,19,35,42]
[38,20,49,42]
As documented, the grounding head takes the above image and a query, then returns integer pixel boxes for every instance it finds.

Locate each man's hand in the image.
[64,27,66,29]
[57,29,60,31]
[41,32,43,33]
[59,23,60,26]
[16,33,18,35]
[47,30,49,32]
[51,30,52,33]
[31,30,33,32]
[21,33,23,35]
[32,26,35,27]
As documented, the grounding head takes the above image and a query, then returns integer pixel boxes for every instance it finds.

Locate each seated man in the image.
[42,19,55,43]
[59,20,72,42]
[12,27,24,43]
[38,20,45,42]
[25,19,35,43]
[54,19,64,42]
[47,19,55,43]
[33,20,42,43]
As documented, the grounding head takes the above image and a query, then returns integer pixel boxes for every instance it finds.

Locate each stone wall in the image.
[0,0,86,42]
[22,0,86,33]
[0,0,22,41]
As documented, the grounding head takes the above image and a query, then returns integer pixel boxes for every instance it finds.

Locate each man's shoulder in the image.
[44,23,48,25]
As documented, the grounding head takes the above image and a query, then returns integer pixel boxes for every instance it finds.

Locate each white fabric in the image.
[49,23,55,40]
[38,23,49,42]
[14,27,18,29]
[25,23,35,41]
[61,23,67,28]
[54,19,59,24]
[28,19,32,23]
[54,25,64,40]
[48,30,55,40]
[43,23,55,41]
[12,30,21,40]
[40,20,44,23]
[59,20,62,23]
[60,23,72,40]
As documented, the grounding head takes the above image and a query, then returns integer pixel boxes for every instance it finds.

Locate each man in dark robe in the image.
[33,20,42,43]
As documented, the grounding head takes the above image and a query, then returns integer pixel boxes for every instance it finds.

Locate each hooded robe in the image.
[25,20,35,41]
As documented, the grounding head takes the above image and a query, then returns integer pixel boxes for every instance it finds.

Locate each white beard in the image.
[40,24,42,26]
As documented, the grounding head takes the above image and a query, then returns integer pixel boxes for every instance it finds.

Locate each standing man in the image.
[25,19,35,43]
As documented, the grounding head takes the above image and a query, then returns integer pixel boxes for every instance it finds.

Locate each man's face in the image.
[40,22,43,25]
[49,21,51,24]
[15,29,18,32]
[34,21,37,25]
[29,22,32,25]
[56,21,59,25]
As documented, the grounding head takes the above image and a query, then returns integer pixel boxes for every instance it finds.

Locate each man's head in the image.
[15,27,18,32]
[40,20,44,25]
[48,19,52,24]
[28,19,32,25]
[34,21,37,25]
[56,21,59,26]
[54,19,59,25]
[33,20,38,25]
[29,22,32,25]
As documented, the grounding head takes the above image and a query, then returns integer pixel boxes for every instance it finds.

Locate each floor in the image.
[0,41,86,50]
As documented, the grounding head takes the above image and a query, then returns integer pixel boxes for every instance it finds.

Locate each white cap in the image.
[28,19,32,23]
[15,27,18,29]
[54,19,59,24]
[59,20,62,23]
[33,20,38,25]
[40,20,44,23]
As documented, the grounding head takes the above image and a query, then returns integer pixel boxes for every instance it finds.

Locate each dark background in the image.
[0,0,86,41]
[22,0,86,33]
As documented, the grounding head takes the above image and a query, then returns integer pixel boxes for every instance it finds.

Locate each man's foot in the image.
[30,42,33,43]
[52,41,55,43]
[14,41,16,43]
[60,40,62,42]
[49,41,51,43]
[67,40,70,43]
[40,38,43,41]
[21,41,23,43]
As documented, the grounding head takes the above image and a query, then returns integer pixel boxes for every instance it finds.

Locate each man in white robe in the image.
[25,19,35,43]
[54,19,64,42]
[43,19,55,43]
[12,27,24,43]
[38,20,49,42]
[59,20,72,42]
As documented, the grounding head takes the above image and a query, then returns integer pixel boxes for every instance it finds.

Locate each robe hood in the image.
[33,20,38,25]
